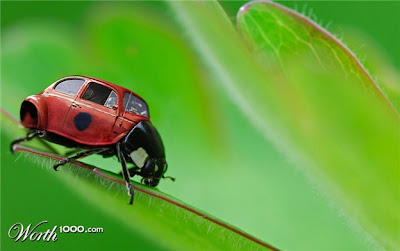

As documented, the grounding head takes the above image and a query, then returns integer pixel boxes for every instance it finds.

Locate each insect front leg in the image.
[10,130,46,153]
[117,142,134,205]
[53,148,108,171]
[128,167,141,178]
[162,175,176,181]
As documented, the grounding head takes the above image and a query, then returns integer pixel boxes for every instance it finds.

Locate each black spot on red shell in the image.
[74,112,92,131]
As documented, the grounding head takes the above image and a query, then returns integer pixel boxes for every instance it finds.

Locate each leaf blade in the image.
[170,0,400,249]
[1,109,278,251]
[237,1,398,116]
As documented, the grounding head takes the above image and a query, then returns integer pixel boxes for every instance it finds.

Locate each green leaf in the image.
[0,4,278,250]
[1,109,277,251]
[3,1,398,250]
[170,0,400,249]
[81,4,373,250]
[341,28,400,113]
[237,1,398,116]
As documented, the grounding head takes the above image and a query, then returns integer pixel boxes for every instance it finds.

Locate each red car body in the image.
[20,76,150,146]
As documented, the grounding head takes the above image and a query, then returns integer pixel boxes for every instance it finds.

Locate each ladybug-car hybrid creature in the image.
[10,76,174,204]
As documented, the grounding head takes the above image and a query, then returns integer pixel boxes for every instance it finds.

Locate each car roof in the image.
[66,75,147,104]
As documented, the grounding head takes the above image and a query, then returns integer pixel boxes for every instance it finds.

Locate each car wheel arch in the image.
[20,95,48,129]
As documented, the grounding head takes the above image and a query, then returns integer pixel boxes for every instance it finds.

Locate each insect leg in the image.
[117,142,134,205]
[128,167,141,178]
[10,130,46,153]
[162,175,176,181]
[53,148,108,171]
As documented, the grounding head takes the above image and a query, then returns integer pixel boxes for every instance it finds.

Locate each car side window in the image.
[82,83,117,108]
[54,79,85,96]
[123,92,149,118]
[104,91,118,108]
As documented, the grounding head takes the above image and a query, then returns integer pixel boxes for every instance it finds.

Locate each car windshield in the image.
[123,92,149,118]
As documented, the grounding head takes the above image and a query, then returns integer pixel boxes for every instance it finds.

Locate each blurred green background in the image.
[1,1,399,250]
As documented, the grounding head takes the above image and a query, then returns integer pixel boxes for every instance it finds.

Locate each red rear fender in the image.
[20,95,48,129]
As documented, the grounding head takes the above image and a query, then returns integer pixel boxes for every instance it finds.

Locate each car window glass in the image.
[123,92,149,118]
[82,83,114,108]
[104,91,118,108]
[54,79,85,96]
